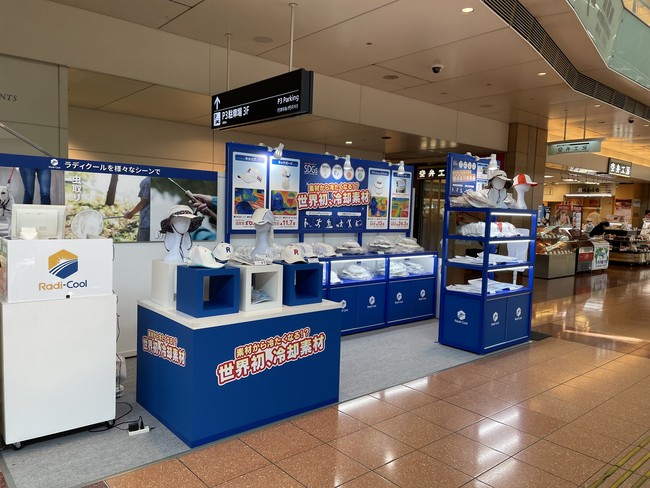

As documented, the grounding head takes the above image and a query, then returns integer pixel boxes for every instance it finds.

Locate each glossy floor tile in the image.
[70,266,650,488]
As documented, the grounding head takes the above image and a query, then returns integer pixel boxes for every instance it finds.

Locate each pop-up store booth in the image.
[0,143,435,449]
[136,142,437,447]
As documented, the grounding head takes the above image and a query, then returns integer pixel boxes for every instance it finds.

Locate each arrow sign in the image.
[211,69,313,130]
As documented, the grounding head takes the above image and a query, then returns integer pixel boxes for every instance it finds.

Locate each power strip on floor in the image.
[128,426,150,436]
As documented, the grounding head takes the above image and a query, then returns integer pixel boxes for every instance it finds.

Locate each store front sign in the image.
[416,167,446,179]
[547,138,602,155]
[607,158,631,177]
[211,69,313,130]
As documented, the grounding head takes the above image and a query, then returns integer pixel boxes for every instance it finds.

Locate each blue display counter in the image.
[136,299,342,448]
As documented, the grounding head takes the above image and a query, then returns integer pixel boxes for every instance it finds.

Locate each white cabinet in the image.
[0,295,116,447]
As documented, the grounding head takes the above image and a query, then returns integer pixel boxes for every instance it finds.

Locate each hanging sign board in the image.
[547,138,602,155]
[607,158,631,177]
[211,69,313,130]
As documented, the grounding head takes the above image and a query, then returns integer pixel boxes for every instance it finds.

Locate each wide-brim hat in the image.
[160,205,203,234]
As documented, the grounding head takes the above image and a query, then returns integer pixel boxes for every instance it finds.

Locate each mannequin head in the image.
[251,208,275,259]
[512,174,538,209]
[159,205,203,264]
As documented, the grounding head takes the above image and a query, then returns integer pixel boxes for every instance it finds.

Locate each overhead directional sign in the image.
[211,69,313,130]
[547,138,603,155]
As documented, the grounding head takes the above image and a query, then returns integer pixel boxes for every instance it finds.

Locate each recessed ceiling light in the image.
[461,7,474,13]
[345,140,353,145]
[645,124,649,127]
[537,72,547,76]
[383,75,399,80]
[544,175,554,178]
[594,104,601,108]
[253,36,273,43]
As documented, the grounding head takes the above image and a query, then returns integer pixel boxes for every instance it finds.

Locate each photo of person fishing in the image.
[65,172,217,242]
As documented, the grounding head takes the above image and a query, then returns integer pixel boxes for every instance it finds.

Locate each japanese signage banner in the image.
[226,143,413,235]
[0,153,217,242]
[389,170,412,230]
[448,153,490,196]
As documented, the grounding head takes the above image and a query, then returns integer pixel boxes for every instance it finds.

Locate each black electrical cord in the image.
[88,401,134,432]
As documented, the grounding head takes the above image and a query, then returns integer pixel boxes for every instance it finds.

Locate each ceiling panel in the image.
[335,65,428,93]
[101,85,210,121]
[395,59,563,107]
[161,0,394,55]
[68,69,153,109]
[49,0,190,28]
[259,0,507,75]
[375,28,540,82]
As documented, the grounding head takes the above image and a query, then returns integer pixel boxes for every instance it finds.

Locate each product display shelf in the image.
[439,206,536,354]
[281,262,323,306]
[534,233,576,279]
[320,252,437,334]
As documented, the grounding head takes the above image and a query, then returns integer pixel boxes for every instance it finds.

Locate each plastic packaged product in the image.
[330,270,342,284]
[367,235,394,252]
[338,264,374,281]
[312,242,336,257]
[251,289,273,304]
[403,260,426,275]
[394,237,424,253]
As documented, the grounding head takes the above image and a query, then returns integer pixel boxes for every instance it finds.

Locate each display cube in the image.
[176,266,240,318]
[151,260,180,308]
[234,263,283,312]
[282,262,322,306]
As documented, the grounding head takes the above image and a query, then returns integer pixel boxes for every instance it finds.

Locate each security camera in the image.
[431,64,444,74]
[628,116,634,124]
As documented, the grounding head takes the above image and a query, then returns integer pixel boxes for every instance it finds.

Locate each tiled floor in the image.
[9,267,650,487]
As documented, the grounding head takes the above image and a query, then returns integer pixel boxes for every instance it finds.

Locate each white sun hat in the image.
[212,242,233,262]
[281,244,306,264]
[188,245,224,268]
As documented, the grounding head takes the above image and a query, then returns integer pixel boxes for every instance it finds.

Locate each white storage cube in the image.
[233,263,283,312]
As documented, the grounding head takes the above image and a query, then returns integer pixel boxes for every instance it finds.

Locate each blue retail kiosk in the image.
[136,299,341,448]
[438,153,536,354]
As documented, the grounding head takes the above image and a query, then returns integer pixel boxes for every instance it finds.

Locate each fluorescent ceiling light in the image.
[544,175,554,178]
